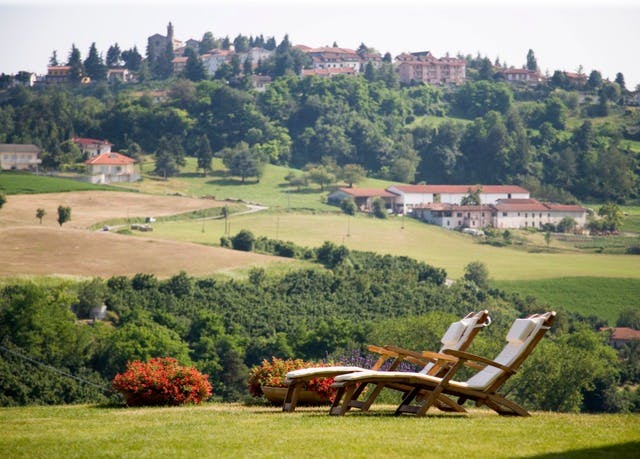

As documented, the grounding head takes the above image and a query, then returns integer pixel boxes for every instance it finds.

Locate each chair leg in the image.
[330,383,357,416]
[395,386,423,415]
[485,394,530,417]
[282,381,302,412]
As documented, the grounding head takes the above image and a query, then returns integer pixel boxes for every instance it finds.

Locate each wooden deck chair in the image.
[282,310,490,412]
[329,311,555,417]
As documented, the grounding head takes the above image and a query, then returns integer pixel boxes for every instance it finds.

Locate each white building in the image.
[72,138,112,158]
[84,152,139,184]
[387,184,530,214]
[0,144,41,171]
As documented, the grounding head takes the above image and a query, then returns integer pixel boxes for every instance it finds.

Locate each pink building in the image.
[395,51,466,85]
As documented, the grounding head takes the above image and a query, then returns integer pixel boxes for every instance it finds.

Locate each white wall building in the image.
[0,144,41,171]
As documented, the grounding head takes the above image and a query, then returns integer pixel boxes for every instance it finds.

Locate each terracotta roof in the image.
[85,152,135,165]
[414,203,489,212]
[335,187,397,198]
[73,137,112,146]
[610,327,640,341]
[500,68,538,75]
[544,203,587,212]
[388,184,529,194]
[172,57,188,63]
[493,198,549,212]
[47,66,71,71]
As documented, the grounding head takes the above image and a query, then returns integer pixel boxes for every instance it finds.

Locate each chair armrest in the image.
[421,350,458,362]
[443,349,516,374]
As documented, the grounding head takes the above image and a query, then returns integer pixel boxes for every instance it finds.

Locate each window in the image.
[456,212,462,217]
[525,213,528,218]
[518,212,521,216]
[502,212,507,217]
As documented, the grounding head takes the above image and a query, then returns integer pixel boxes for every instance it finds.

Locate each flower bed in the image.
[112,357,212,406]
[248,357,336,402]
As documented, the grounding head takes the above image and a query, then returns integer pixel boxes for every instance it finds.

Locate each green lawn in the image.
[142,211,640,281]
[0,404,637,458]
[0,171,118,194]
[493,277,640,325]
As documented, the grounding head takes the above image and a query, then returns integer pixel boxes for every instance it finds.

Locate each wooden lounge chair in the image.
[330,311,555,417]
[282,310,490,412]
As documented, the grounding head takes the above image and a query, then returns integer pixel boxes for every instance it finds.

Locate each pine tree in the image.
[106,43,122,67]
[67,44,85,83]
[196,134,213,176]
[49,50,59,66]
[184,48,205,81]
[526,49,538,71]
[84,42,107,81]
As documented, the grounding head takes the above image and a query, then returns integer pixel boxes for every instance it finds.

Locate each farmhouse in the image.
[498,68,544,84]
[84,152,139,184]
[328,187,397,212]
[72,138,112,158]
[414,198,588,230]
[0,144,42,171]
[605,327,640,349]
[387,184,530,214]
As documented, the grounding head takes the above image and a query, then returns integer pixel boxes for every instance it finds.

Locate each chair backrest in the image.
[420,310,491,375]
[464,311,556,390]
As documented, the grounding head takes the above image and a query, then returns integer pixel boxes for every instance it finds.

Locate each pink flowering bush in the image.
[112,357,212,406]
[247,357,336,401]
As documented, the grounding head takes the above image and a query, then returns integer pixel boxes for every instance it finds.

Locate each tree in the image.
[66,44,85,84]
[200,32,217,54]
[372,197,387,219]
[231,229,255,251]
[587,70,603,90]
[340,164,366,188]
[57,205,71,227]
[36,208,46,224]
[49,50,59,66]
[598,202,624,231]
[221,142,266,184]
[341,197,357,215]
[460,187,482,206]
[285,173,307,191]
[121,46,142,71]
[614,72,626,91]
[0,192,6,209]
[154,136,186,177]
[106,43,121,67]
[305,164,335,191]
[463,261,489,289]
[195,134,213,176]
[184,48,205,82]
[545,231,552,248]
[83,42,107,81]
[557,216,577,233]
[526,49,538,71]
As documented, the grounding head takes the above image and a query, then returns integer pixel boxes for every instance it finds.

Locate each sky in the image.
[1,0,639,89]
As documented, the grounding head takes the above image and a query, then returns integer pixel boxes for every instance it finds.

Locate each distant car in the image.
[102,226,110,231]
[462,228,485,236]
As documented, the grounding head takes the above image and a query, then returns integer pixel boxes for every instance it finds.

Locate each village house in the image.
[171,56,189,75]
[304,46,362,73]
[328,187,397,212]
[603,327,640,349]
[72,138,112,158]
[395,51,466,85]
[106,68,136,84]
[46,66,72,84]
[387,184,530,214]
[0,144,42,171]
[147,22,182,63]
[201,50,234,76]
[413,203,493,229]
[301,67,358,78]
[84,151,139,184]
[498,68,544,84]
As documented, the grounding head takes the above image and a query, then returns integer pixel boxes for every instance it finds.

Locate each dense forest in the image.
[0,38,638,203]
[1,240,639,412]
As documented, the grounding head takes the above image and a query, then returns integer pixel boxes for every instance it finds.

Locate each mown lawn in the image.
[0,404,638,458]
[0,171,117,194]
[493,277,640,325]
[143,211,640,281]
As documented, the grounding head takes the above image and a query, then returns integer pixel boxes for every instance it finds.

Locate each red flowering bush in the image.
[112,357,212,406]
[247,357,336,401]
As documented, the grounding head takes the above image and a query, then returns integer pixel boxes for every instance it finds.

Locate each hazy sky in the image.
[1,0,639,88]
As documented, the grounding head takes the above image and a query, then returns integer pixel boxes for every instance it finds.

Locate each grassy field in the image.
[493,277,640,324]
[0,404,638,458]
[123,157,397,212]
[144,211,640,281]
[0,171,117,194]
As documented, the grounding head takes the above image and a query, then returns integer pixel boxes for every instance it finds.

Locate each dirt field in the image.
[0,192,289,279]
[0,191,224,229]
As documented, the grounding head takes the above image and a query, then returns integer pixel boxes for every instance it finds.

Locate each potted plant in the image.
[248,357,336,404]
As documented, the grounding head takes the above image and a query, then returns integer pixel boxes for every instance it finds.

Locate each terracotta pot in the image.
[261,385,328,405]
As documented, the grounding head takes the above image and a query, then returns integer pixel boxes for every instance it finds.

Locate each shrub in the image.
[112,357,212,406]
[340,197,357,215]
[231,229,256,251]
[247,357,336,401]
